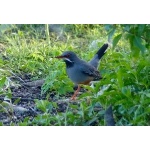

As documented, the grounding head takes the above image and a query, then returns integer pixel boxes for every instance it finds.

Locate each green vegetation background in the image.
[0,24,150,125]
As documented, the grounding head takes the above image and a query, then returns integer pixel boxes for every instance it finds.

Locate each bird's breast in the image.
[66,65,93,84]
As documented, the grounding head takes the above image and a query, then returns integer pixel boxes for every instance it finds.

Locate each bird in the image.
[73,43,108,90]
[55,43,108,100]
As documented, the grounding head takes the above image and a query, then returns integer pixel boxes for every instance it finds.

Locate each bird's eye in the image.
[65,54,70,58]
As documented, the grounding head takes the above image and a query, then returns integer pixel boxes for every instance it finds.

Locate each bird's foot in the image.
[70,96,76,100]
[70,85,81,100]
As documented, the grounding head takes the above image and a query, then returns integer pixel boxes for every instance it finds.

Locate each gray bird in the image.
[73,43,108,89]
[55,43,108,100]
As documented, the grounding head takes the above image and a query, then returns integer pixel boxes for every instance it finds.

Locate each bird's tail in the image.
[96,43,109,59]
[89,43,109,69]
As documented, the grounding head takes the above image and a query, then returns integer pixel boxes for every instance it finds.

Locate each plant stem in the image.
[45,24,51,45]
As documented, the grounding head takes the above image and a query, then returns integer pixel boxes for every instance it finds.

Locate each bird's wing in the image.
[79,61,102,80]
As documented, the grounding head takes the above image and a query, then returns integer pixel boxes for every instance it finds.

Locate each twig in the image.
[22,79,45,87]
[8,70,25,83]
[0,97,34,101]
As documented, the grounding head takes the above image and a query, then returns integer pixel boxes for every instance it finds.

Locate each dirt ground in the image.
[0,74,73,125]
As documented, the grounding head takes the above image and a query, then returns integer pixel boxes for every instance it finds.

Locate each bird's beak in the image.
[55,55,72,62]
[55,55,64,59]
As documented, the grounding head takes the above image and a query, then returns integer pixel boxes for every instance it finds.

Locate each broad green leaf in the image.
[145,107,150,114]
[133,36,146,54]
[137,25,145,36]
[108,28,116,42]
[121,86,131,97]
[128,35,140,57]
[146,93,150,98]
[123,24,130,32]
[127,34,134,48]
[113,34,122,49]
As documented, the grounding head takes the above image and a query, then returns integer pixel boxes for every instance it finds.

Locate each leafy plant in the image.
[105,24,150,56]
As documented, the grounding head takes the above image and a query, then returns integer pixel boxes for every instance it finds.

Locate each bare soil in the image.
[0,74,74,125]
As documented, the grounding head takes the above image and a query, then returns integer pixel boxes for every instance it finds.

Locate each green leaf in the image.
[123,25,130,32]
[0,122,3,126]
[146,93,150,98]
[145,107,150,114]
[108,28,116,42]
[35,100,52,112]
[121,86,131,97]
[117,68,124,89]
[113,34,122,49]
[13,98,21,105]
[133,36,146,54]
[128,35,140,57]
[137,25,145,36]
[84,117,98,126]
[0,77,6,89]
[104,24,114,31]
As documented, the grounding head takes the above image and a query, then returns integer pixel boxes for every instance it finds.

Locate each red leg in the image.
[71,85,81,100]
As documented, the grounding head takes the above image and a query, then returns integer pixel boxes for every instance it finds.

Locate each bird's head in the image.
[55,51,78,63]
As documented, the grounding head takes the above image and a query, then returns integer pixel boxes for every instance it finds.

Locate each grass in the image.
[0,24,150,126]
